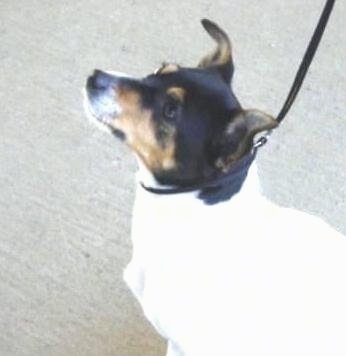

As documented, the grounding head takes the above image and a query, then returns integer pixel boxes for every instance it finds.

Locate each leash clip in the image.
[253,130,272,149]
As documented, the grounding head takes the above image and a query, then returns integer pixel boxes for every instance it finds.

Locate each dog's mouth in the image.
[84,91,127,143]
[84,90,117,124]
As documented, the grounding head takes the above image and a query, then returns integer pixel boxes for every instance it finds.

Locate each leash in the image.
[254,0,336,149]
[141,0,336,196]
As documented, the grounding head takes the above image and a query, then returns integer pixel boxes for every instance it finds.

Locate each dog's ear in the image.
[214,110,278,171]
[198,19,233,83]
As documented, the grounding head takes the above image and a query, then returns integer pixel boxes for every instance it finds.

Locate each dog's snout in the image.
[87,69,117,91]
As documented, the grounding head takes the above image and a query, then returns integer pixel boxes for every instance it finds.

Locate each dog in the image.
[84,19,346,356]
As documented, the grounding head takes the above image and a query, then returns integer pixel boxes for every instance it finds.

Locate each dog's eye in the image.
[163,101,179,120]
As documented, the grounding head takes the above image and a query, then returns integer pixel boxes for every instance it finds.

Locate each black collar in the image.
[140,149,257,205]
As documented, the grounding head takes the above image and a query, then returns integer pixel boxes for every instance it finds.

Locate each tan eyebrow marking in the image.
[167,87,186,102]
[159,63,179,74]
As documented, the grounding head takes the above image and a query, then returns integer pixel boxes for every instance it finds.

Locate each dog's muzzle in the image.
[85,70,122,121]
[87,70,118,91]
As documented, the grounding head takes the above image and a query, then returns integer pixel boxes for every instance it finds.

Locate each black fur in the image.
[141,68,241,186]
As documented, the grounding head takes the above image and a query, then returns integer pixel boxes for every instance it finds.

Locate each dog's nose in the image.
[87,69,117,91]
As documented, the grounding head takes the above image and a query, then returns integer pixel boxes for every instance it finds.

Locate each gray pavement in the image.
[0,1,345,355]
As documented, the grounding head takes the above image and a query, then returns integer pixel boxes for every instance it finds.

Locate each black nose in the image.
[87,69,117,91]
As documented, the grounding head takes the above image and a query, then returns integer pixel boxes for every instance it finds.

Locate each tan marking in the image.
[215,110,277,172]
[199,20,232,68]
[167,87,186,102]
[159,63,179,74]
[199,41,231,68]
[109,88,177,172]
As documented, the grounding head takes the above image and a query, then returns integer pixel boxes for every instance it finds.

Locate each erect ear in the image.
[198,19,234,83]
[214,110,278,172]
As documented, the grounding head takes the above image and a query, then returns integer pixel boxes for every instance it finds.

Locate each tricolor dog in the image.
[84,19,346,356]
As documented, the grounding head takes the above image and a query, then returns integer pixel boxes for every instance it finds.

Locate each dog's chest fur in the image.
[124,164,346,355]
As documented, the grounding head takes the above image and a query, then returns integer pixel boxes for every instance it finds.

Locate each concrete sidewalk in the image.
[0,1,345,355]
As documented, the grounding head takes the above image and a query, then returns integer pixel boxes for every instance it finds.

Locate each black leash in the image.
[142,0,336,196]
[254,0,336,148]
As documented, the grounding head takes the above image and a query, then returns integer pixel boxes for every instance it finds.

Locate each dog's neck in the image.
[135,155,262,207]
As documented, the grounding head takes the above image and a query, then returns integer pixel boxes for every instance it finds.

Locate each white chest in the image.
[123,166,346,356]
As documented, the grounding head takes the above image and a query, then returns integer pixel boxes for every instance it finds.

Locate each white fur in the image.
[83,89,114,133]
[124,163,346,356]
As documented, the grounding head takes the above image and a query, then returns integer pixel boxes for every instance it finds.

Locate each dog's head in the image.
[85,19,277,187]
